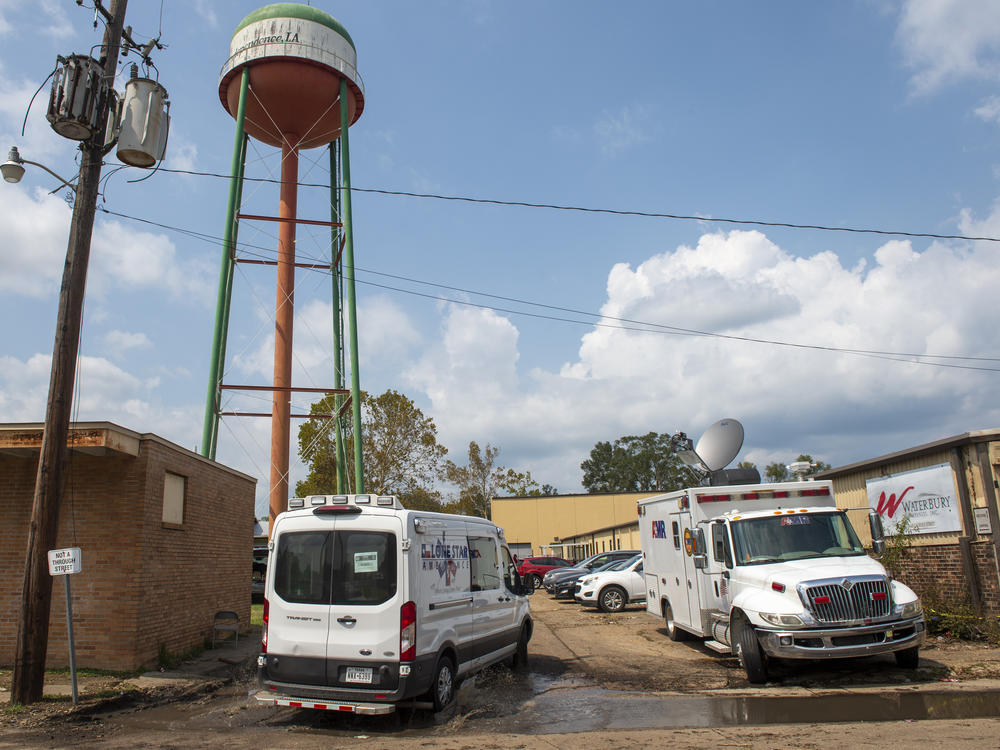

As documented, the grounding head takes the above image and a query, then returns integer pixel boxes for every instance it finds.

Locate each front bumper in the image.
[755,615,926,660]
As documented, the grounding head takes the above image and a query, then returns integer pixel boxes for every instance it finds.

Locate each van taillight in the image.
[400,601,416,662]
[262,599,269,654]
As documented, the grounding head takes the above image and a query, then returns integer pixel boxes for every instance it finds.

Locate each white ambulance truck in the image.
[256,494,533,714]
[638,480,925,683]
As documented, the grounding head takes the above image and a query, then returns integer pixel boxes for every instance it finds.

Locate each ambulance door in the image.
[696,520,733,625]
[671,511,699,631]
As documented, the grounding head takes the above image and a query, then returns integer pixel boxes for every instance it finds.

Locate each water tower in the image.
[202,3,366,531]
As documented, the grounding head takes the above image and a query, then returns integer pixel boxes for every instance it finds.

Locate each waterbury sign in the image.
[865,463,961,535]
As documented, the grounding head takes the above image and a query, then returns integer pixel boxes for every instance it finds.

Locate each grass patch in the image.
[251,603,264,627]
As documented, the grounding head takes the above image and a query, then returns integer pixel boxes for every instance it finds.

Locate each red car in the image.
[516,556,572,588]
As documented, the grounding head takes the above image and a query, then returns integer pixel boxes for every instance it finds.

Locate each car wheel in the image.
[529,573,543,589]
[509,623,530,670]
[598,585,626,613]
[664,603,688,642]
[894,646,919,669]
[736,619,768,684]
[429,655,456,712]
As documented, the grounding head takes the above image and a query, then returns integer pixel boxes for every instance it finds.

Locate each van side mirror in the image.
[869,510,886,555]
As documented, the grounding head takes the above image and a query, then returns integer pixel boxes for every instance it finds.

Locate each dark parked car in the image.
[252,546,268,599]
[542,550,640,598]
[516,556,572,588]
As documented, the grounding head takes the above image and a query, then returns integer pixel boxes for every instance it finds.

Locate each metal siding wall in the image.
[832,448,962,547]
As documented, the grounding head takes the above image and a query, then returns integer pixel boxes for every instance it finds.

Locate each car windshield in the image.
[602,559,631,572]
[730,511,866,565]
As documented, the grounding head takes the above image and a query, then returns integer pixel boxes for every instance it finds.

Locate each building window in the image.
[163,472,186,526]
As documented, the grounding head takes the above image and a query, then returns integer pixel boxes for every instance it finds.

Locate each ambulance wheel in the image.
[894,646,919,669]
[737,621,768,684]
[598,585,627,612]
[429,655,456,712]
[664,603,688,641]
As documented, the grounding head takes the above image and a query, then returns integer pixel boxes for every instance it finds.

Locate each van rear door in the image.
[324,514,404,689]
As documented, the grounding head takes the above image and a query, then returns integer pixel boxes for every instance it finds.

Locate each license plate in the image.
[345,666,373,684]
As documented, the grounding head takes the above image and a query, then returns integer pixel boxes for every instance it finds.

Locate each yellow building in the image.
[491,491,654,560]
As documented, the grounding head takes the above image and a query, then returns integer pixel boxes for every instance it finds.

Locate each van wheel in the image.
[736,620,768,684]
[894,646,919,669]
[509,624,530,670]
[429,655,456,712]
[598,585,627,612]
[664,603,688,642]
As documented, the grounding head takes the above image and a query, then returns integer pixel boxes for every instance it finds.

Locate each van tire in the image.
[598,585,627,612]
[736,620,768,684]
[429,655,456,712]
[664,603,688,641]
[509,624,530,670]
[894,646,919,669]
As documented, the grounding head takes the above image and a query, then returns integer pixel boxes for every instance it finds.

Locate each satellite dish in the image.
[695,419,744,472]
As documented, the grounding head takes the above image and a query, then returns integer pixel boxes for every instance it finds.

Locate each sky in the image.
[3,1,1000,519]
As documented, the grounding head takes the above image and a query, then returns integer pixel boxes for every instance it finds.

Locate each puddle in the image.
[505,687,1000,733]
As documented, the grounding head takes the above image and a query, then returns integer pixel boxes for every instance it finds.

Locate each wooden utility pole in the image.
[11,0,128,705]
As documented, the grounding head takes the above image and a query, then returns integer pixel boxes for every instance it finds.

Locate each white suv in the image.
[575,554,645,612]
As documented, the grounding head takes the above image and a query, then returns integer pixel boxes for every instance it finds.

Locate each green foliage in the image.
[764,454,831,482]
[296,389,447,498]
[879,515,912,579]
[580,431,686,493]
[442,441,537,519]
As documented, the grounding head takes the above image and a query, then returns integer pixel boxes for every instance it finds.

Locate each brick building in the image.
[0,422,256,671]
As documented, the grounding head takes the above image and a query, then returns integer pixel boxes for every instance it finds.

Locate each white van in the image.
[256,494,533,714]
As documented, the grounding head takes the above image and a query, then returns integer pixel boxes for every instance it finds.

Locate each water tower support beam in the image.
[330,140,348,494]
[202,66,249,459]
[338,78,364,492]
[269,137,298,526]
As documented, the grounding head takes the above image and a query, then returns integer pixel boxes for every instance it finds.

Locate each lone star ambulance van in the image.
[256,494,532,714]
[639,480,925,683]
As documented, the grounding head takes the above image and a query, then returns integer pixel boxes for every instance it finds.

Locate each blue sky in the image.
[3,1,1000,517]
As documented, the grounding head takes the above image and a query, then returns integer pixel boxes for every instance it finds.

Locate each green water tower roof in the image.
[234,3,355,51]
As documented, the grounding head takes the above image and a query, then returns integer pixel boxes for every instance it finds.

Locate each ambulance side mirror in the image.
[869,511,886,555]
[692,528,708,569]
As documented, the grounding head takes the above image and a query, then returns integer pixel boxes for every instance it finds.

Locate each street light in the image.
[2,145,78,193]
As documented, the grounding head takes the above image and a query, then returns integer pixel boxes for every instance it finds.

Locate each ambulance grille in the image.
[803,576,891,623]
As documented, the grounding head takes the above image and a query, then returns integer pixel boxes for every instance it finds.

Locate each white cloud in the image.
[897,0,1000,94]
[396,228,1000,493]
[192,0,219,29]
[0,187,72,298]
[594,105,651,156]
[104,330,152,355]
[974,95,1000,124]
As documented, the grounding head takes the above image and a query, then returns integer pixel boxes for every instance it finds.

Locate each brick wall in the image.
[894,541,1000,616]
[0,435,255,671]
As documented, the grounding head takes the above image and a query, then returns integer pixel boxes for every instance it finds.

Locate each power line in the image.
[96,205,1000,372]
[153,166,1000,244]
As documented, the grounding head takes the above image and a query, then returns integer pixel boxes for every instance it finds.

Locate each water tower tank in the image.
[218,3,364,148]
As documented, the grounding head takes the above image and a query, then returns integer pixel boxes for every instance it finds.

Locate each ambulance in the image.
[638,480,925,683]
[256,494,532,713]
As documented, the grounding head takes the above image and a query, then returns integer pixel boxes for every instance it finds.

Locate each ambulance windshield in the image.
[730,511,865,566]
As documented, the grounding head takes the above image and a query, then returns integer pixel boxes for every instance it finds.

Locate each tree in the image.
[580,431,687,493]
[296,389,447,500]
[442,441,539,519]
[764,454,832,482]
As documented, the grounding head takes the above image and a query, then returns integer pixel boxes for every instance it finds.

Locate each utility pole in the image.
[11,0,129,705]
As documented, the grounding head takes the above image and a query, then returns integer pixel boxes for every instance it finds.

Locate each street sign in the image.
[48,547,82,576]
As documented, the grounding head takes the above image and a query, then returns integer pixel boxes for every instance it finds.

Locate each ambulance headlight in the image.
[759,612,805,628]
[898,599,922,618]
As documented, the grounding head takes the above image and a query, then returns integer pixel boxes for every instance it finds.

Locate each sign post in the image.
[47,548,82,705]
